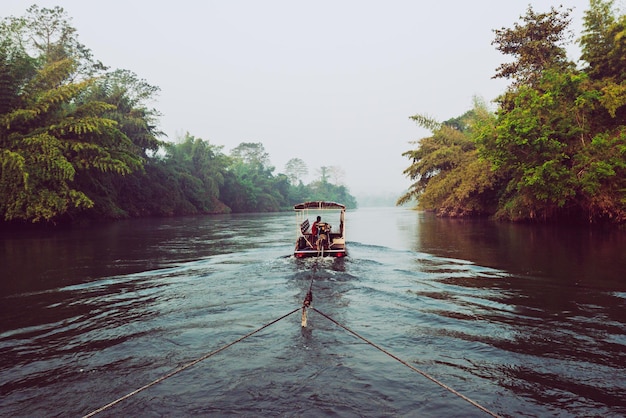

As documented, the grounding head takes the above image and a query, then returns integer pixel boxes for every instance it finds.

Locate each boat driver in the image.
[312,217,331,250]
[311,216,321,241]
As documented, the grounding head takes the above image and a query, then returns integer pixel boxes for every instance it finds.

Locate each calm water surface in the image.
[1,207,625,417]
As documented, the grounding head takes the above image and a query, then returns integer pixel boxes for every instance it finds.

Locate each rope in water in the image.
[82,307,300,418]
[311,307,502,418]
[84,290,500,417]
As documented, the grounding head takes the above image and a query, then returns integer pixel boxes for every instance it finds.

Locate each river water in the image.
[1,207,625,417]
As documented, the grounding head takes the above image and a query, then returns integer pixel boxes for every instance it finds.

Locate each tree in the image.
[284,157,308,185]
[327,166,346,185]
[222,142,286,212]
[574,0,626,222]
[486,70,583,220]
[0,7,147,222]
[485,6,582,221]
[0,60,143,222]
[0,29,37,115]
[164,133,226,211]
[88,69,163,155]
[578,0,626,128]
[316,166,330,184]
[398,99,500,217]
[482,2,626,223]
[492,5,573,88]
[579,0,624,81]
[65,68,165,219]
[20,5,105,75]
[230,142,271,171]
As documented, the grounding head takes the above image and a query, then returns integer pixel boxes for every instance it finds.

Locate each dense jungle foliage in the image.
[399,0,626,224]
[0,6,356,225]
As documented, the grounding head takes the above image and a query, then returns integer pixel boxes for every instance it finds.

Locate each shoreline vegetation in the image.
[2,2,626,228]
[399,2,626,225]
[0,6,356,228]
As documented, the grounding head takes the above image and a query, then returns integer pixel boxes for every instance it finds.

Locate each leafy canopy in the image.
[401,2,626,223]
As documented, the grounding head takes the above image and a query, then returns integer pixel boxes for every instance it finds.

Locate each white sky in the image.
[3,1,592,195]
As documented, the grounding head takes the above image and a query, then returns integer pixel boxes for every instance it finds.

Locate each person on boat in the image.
[314,218,331,251]
[311,216,321,241]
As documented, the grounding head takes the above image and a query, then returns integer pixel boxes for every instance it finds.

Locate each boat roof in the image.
[294,201,346,210]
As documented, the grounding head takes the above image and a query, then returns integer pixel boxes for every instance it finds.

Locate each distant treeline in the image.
[399,2,626,224]
[0,6,355,225]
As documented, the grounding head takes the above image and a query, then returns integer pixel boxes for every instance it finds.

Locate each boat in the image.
[293,201,347,258]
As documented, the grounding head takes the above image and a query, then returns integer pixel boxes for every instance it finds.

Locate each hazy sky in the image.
[4,1,592,195]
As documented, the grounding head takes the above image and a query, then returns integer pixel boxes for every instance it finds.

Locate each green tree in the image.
[0,57,141,222]
[306,177,356,208]
[486,70,585,220]
[2,6,357,222]
[399,99,500,216]
[485,3,626,223]
[578,0,626,128]
[492,5,574,87]
[0,29,37,115]
[66,69,165,219]
[0,6,147,223]
[579,0,625,81]
[223,142,283,212]
[574,0,626,222]
[87,69,162,156]
[164,133,227,212]
[230,142,271,172]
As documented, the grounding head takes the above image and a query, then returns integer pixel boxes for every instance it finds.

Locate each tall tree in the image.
[578,0,626,128]
[21,5,105,75]
[579,0,624,81]
[492,5,573,88]
[575,0,626,222]
[230,142,271,171]
[317,166,330,184]
[284,157,308,185]
[223,142,284,212]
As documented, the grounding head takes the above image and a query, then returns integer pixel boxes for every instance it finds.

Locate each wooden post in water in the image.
[301,284,313,327]
[301,306,308,327]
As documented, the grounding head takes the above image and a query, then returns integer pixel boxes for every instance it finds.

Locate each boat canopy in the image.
[294,201,346,210]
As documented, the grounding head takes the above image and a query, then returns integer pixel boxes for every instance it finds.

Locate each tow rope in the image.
[84,285,501,418]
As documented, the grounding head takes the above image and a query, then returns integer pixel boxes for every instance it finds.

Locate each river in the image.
[1,207,625,417]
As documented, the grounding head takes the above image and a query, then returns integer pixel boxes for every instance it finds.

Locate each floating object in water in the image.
[301,283,313,327]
